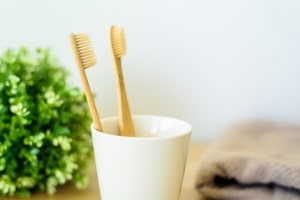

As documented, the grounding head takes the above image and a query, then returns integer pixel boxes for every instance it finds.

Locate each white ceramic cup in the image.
[91,115,192,200]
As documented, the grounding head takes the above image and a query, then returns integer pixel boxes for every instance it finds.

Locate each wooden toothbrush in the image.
[70,33,103,132]
[110,26,135,137]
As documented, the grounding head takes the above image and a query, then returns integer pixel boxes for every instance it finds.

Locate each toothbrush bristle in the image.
[71,33,97,68]
[111,26,126,58]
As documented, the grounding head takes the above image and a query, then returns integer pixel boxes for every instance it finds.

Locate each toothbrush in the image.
[70,33,103,131]
[110,26,135,137]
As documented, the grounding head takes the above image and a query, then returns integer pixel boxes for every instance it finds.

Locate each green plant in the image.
[0,47,93,197]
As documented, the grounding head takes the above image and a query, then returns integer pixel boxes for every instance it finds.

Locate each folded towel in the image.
[195,121,300,200]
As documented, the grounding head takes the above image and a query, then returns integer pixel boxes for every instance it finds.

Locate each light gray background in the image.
[1,0,300,141]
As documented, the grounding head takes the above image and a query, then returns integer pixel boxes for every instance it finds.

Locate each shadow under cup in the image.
[91,115,192,200]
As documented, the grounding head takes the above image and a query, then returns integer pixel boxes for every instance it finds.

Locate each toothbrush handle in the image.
[79,67,103,132]
[114,58,135,137]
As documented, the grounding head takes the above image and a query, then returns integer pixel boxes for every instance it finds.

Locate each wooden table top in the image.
[7,143,209,200]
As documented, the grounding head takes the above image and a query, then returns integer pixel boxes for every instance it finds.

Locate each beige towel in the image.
[195,121,300,200]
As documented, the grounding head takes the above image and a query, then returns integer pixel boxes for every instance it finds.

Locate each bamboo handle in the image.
[113,57,135,136]
[78,66,103,132]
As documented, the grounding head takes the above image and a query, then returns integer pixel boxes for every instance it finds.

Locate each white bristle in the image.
[73,34,97,68]
[111,26,126,58]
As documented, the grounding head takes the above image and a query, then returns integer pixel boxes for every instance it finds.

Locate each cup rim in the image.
[91,114,192,141]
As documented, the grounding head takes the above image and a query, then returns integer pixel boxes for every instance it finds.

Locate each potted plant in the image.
[0,47,93,197]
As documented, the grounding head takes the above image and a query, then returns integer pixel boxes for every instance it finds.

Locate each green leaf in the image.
[0,47,93,196]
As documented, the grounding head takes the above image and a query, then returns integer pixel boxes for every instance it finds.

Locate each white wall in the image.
[1,0,300,141]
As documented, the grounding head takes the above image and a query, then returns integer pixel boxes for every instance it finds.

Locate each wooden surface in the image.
[7,143,209,200]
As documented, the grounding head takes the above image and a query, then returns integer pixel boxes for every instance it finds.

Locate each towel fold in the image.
[195,121,300,200]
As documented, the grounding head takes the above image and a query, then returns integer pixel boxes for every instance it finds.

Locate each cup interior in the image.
[98,115,192,138]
